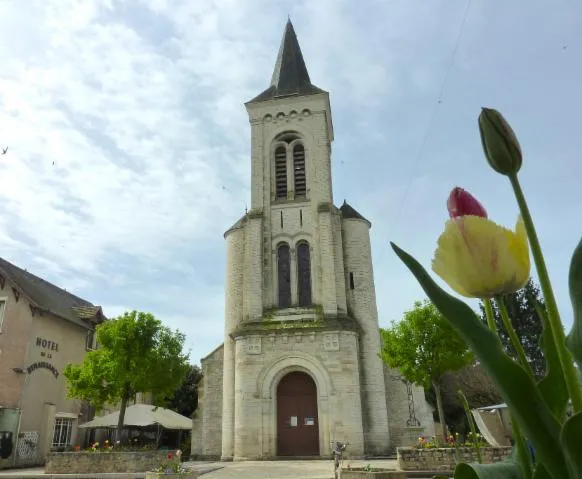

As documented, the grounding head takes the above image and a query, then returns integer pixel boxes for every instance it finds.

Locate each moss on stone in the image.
[233,314,360,338]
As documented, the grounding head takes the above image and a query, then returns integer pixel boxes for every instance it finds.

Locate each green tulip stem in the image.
[511,412,533,479]
[484,299,497,333]
[458,390,482,464]
[509,173,582,412]
[495,296,536,381]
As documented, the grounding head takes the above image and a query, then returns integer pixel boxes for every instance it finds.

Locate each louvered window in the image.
[293,144,306,198]
[275,146,287,199]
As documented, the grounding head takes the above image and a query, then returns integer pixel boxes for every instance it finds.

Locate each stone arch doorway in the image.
[276,371,320,456]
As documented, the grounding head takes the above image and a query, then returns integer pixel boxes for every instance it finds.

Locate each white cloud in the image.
[1,0,581,364]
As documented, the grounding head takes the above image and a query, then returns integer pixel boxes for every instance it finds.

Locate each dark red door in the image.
[277,371,319,456]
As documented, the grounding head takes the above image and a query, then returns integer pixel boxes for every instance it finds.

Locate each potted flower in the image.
[145,450,198,479]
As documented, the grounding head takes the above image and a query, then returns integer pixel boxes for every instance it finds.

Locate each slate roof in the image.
[248,20,326,103]
[224,213,247,238]
[340,201,371,226]
[0,257,104,329]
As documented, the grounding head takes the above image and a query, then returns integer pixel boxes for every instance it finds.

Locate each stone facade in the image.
[191,21,434,460]
[191,345,223,460]
[45,451,175,474]
[397,446,513,471]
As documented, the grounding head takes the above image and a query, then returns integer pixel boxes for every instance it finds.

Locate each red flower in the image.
[447,187,488,219]
[167,453,173,460]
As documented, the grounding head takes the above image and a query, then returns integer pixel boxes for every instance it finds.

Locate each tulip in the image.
[447,187,488,219]
[432,190,530,298]
[478,108,522,176]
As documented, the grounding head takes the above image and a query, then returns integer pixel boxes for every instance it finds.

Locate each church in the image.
[191,20,434,460]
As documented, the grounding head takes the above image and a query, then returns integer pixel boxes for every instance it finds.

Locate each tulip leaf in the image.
[561,412,582,479]
[454,448,525,479]
[455,461,523,479]
[532,465,551,479]
[566,237,582,369]
[391,242,569,479]
[535,302,569,419]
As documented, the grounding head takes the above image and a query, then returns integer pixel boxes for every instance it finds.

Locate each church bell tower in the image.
[190,19,435,462]
[242,20,344,318]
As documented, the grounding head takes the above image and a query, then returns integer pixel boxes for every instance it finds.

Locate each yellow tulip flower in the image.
[432,189,530,299]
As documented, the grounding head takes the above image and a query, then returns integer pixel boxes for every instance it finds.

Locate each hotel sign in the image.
[36,337,59,351]
[26,361,59,378]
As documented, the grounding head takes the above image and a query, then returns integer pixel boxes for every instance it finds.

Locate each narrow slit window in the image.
[275,146,287,199]
[277,243,292,307]
[280,210,284,229]
[299,209,303,227]
[297,242,312,306]
[293,144,306,198]
[349,272,355,290]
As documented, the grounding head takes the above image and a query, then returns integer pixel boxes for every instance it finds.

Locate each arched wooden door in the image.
[276,371,319,456]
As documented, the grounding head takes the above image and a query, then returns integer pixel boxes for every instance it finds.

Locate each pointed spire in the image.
[249,20,325,103]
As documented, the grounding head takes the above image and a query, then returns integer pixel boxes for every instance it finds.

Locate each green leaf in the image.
[561,412,582,479]
[510,413,532,479]
[535,302,569,419]
[532,464,552,479]
[567,237,582,368]
[455,461,523,479]
[454,449,531,479]
[391,242,568,479]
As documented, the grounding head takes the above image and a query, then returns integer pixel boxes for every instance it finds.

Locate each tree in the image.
[380,300,473,440]
[430,363,503,436]
[64,311,190,441]
[165,364,203,418]
[478,278,546,378]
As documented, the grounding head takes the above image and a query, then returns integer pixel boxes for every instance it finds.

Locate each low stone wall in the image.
[45,451,177,474]
[397,446,512,471]
[342,469,406,479]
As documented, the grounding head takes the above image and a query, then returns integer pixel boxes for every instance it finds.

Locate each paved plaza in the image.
[189,459,400,479]
[0,459,421,478]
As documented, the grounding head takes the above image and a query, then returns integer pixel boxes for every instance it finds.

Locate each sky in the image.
[0,0,581,365]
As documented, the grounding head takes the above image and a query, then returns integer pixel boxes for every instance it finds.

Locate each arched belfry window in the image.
[277,243,291,307]
[293,144,306,198]
[296,242,312,307]
[274,132,306,201]
[275,146,287,199]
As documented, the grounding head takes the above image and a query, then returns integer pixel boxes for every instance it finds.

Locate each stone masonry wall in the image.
[342,217,389,455]
[222,223,245,459]
[200,345,224,458]
[232,329,365,459]
[397,446,513,471]
[45,451,176,473]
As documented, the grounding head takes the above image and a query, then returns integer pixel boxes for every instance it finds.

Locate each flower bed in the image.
[145,473,198,479]
[45,450,178,474]
[397,446,512,471]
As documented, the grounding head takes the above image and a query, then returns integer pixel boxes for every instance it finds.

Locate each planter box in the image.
[341,469,406,479]
[45,451,179,474]
[397,446,512,471]
[145,472,198,479]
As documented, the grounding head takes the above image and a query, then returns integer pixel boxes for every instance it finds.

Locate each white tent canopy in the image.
[79,404,192,430]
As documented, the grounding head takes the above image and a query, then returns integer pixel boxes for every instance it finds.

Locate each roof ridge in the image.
[0,256,102,329]
[0,257,91,305]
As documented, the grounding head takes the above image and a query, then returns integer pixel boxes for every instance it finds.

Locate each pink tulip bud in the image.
[447,187,488,219]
